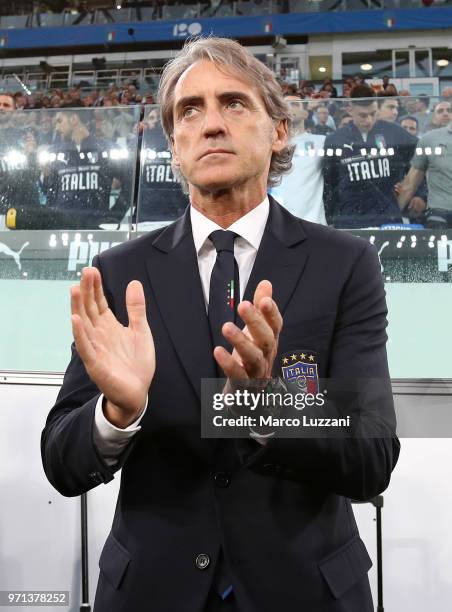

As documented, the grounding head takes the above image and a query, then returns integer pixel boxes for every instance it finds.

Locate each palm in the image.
[71,268,155,415]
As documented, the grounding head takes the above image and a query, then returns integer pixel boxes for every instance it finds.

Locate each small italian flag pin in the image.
[386,17,395,27]
[108,31,115,42]
[265,23,272,33]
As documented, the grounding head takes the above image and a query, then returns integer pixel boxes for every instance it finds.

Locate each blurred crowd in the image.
[279,76,452,136]
[0,77,451,231]
[6,82,155,111]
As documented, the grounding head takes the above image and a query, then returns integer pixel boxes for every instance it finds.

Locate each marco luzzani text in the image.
[211,389,351,429]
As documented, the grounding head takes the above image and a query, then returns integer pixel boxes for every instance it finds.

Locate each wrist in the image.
[102,397,145,429]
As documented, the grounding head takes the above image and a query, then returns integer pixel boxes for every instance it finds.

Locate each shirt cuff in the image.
[93,395,148,467]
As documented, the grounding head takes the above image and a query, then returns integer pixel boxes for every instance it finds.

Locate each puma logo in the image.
[0,241,29,271]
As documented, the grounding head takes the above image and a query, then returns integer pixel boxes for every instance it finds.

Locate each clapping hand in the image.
[71,267,155,428]
[214,280,283,382]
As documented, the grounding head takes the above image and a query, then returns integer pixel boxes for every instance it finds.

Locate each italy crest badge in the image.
[280,351,319,394]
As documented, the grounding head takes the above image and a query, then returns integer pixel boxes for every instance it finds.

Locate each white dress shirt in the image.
[93,197,270,465]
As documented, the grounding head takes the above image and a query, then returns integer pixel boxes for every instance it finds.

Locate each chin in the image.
[191,173,240,193]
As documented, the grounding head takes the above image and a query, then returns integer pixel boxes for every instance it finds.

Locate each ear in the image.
[272,119,289,154]
[170,135,180,167]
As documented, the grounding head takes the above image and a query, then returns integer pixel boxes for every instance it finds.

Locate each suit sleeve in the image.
[238,242,400,501]
[40,256,136,497]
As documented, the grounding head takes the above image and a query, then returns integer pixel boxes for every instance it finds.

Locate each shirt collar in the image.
[190,196,269,255]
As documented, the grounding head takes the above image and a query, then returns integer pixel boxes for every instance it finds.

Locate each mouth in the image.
[199,149,234,160]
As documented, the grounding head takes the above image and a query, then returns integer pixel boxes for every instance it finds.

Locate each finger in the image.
[214,345,247,380]
[222,322,265,378]
[237,301,274,356]
[126,280,148,332]
[92,268,109,314]
[253,280,272,310]
[71,314,97,369]
[258,297,283,340]
[80,268,100,323]
[71,285,94,339]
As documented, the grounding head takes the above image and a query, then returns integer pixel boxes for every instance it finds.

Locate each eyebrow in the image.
[174,90,255,115]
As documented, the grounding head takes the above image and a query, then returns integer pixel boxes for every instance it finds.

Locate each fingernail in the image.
[224,322,237,336]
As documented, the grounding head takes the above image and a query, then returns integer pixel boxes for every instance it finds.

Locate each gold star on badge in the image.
[309,355,315,361]
[300,353,306,360]
[282,357,289,364]
[291,354,297,361]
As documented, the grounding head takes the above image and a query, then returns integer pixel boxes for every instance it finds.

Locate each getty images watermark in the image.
[201,378,358,439]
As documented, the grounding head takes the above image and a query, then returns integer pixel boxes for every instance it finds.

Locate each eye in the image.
[182,106,198,119]
[227,99,245,110]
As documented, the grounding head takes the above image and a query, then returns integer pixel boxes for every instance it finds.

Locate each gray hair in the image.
[157,36,294,192]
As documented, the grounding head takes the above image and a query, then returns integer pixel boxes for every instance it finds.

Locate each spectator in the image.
[342,82,352,97]
[426,100,451,130]
[43,105,132,228]
[312,104,335,135]
[413,95,431,134]
[271,95,327,224]
[400,115,419,137]
[320,79,338,98]
[338,112,353,129]
[309,100,336,130]
[137,106,187,223]
[382,75,390,90]
[442,87,452,98]
[323,84,417,228]
[36,110,55,146]
[398,121,452,227]
[398,91,416,119]
[13,92,28,109]
[377,95,399,123]
[385,83,398,96]
[0,92,41,217]
[301,81,315,98]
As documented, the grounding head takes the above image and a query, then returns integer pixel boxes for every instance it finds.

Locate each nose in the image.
[201,105,227,138]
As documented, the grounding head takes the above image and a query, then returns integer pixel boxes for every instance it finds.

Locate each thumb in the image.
[253,280,273,311]
[126,280,148,332]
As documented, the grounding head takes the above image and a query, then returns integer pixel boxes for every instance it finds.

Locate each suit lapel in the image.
[145,210,216,402]
[242,196,309,321]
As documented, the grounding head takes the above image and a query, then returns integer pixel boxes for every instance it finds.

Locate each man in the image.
[271,95,327,224]
[137,106,188,223]
[42,38,399,612]
[413,95,431,135]
[377,95,399,123]
[397,120,452,226]
[42,105,133,228]
[312,104,335,136]
[426,100,451,131]
[0,92,41,217]
[323,84,417,227]
[400,115,419,137]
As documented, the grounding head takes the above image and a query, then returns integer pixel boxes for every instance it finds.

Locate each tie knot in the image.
[209,230,237,254]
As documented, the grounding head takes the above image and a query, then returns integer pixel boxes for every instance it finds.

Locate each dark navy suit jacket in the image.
[41,197,400,612]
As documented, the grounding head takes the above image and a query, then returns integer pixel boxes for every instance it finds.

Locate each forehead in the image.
[382,99,398,107]
[173,59,261,103]
[436,102,451,110]
[352,102,378,113]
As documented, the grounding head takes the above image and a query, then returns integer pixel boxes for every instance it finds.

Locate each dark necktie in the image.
[208,231,238,600]
[208,230,240,352]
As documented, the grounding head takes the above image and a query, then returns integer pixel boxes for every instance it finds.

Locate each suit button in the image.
[195,553,210,570]
[213,472,230,488]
